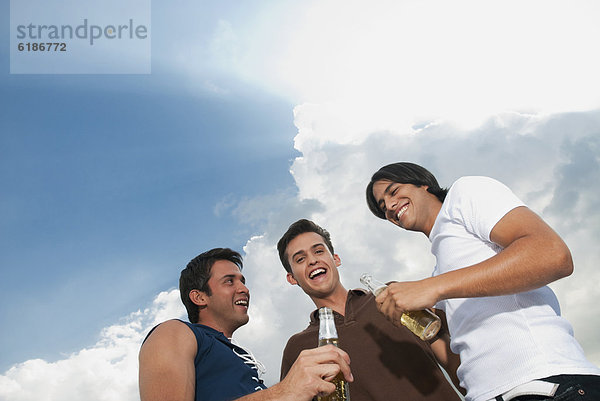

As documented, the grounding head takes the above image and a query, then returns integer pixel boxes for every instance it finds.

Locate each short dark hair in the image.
[366,162,448,219]
[179,248,243,323]
[277,219,334,273]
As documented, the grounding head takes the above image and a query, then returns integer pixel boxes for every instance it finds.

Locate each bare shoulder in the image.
[139,320,198,401]
[140,319,197,357]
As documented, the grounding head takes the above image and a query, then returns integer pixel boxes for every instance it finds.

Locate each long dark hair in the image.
[366,162,448,219]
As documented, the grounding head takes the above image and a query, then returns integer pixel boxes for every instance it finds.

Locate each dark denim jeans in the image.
[510,375,600,401]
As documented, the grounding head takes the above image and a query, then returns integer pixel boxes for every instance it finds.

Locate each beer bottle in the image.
[317,307,350,401]
[360,273,441,341]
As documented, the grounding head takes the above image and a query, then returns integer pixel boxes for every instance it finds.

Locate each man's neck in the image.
[196,315,236,338]
[312,286,349,316]
[423,196,444,237]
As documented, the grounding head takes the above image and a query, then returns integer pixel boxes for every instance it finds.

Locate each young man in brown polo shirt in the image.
[277,219,464,401]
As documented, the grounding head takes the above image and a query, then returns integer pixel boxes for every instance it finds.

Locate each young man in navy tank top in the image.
[139,247,353,401]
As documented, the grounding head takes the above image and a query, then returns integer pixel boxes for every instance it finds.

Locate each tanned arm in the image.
[139,320,197,401]
[235,345,353,401]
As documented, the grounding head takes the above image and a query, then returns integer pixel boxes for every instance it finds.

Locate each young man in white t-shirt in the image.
[366,162,600,401]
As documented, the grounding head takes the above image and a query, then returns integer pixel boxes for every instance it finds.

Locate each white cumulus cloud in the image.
[0,290,185,401]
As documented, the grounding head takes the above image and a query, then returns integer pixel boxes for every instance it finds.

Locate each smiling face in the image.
[371,179,442,236]
[285,231,343,301]
[196,259,250,337]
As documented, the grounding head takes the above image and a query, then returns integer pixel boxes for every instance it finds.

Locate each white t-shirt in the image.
[429,176,600,401]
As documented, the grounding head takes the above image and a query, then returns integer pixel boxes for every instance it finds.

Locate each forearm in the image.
[431,233,573,301]
[248,345,351,401]
[234,386,294,401]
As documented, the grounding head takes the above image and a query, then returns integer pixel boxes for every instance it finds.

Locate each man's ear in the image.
[286,272,298,286]
[189,289,208,307]
[334,254,341,267]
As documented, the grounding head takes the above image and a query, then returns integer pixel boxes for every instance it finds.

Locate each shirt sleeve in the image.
[447,176,526,242]
[280,339,298,380]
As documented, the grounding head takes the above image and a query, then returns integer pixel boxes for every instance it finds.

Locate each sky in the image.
[1,0,599,400]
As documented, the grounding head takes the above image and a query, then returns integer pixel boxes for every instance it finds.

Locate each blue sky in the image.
[1,0,299,371]
[0,74,298,368]
[1,1,599,400]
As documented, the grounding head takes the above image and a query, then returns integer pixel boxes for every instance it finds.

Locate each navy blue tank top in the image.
[180,321,266,401]
[144,320,266,401]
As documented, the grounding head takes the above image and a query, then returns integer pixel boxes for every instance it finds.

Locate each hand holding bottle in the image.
[275,344,352,401]
[360,273,441,341]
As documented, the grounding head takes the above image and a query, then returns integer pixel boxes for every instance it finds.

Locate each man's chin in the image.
[305,287,335,300]
[238,315,250,326]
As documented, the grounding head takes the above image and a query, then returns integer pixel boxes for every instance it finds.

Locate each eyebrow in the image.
[221,273,246,284]
[291,242,326,261]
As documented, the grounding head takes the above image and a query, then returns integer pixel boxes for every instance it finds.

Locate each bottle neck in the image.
[318,307,338,342]
[360,274,387,296]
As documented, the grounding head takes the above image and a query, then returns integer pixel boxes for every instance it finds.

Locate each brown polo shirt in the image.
[280,290,461,401]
